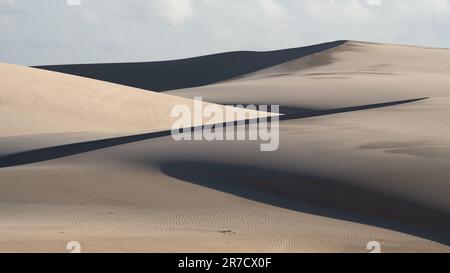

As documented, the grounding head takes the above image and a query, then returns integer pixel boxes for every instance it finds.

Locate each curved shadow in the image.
[34,41,347,92]
[0,98,427,168]
[161,161,450,246]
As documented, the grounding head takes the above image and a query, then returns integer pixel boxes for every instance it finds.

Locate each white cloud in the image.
[428,0,450,11]
[303,0,372,21]
[155,0,194,26]
[0,0,15,7]
[257,0,285,18]
[0,0,449,65]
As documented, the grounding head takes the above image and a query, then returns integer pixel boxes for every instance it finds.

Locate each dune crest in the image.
[34,41,347,91]
[168,41,450,113]
[0,63,269,138]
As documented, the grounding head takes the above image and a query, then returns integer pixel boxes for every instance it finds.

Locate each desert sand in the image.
[0,63,270,159]
[0,41,449,253]
[0,63,268,138]
[168,41,450,111]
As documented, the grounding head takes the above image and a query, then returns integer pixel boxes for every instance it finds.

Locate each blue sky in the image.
[1,0,450,65]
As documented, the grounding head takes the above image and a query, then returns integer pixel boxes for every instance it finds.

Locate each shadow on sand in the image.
[161,161,450,247]
[1,97,445,246]
[35,41,346,92]
[0,98,426,168]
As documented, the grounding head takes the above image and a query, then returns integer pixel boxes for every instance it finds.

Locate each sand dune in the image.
[0,63,271,160]
[34,41,346,92]
[1,63,270,138]
[1,97,449,252]
[1,41,450,253]
[167,41,450,113]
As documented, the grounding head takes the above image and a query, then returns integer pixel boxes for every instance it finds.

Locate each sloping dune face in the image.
[35,41,346,92]
[168,41,450,112]
[0,63,271,160]
[1,98,449,253]
[1,42,450,253]
[0,63,267,138]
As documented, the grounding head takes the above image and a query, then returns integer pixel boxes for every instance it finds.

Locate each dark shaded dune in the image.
[34,41,346,92]
[161,161,450,246]
[0,98,425,168]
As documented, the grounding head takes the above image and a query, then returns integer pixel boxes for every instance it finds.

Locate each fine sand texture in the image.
[0,63,269,138]
[1,41,449,252]
[168,41,450,113]
[0,63,270,158]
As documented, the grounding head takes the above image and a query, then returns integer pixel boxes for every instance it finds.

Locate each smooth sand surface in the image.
[168,41,450,112]
[0,63,268,138]
[0,63,271,158]
[1,41,449,252]
[1,98,449,252]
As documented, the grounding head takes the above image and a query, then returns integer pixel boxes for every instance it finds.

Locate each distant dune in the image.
[168,41,450,113]
[0,41,449,253]
[34,41,346,91]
